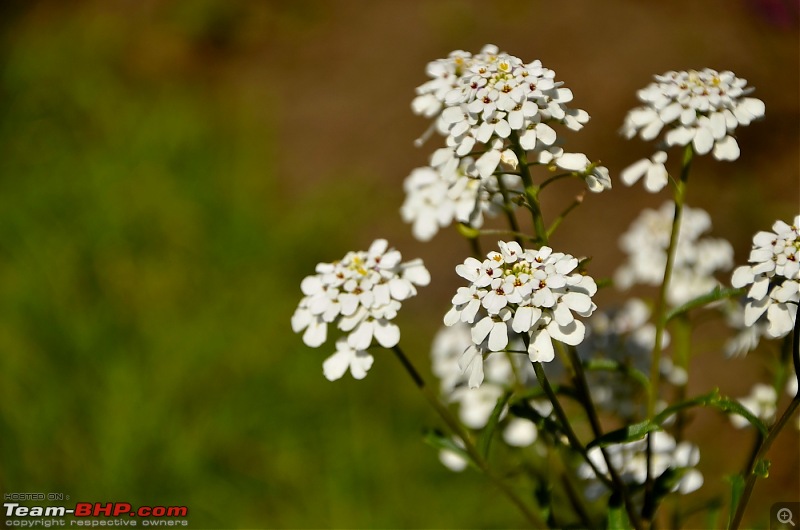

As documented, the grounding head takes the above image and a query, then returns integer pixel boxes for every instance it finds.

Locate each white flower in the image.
[293,239,429,379]
[401,147,522,242]
[578,299,672,419]
[438,437,469,472]
[730,383,777,429]
[412,45,609,201]
[616,202,734,306]
[445,241,596,386]
[621,69,764,183]
[503,418,538,447]
[731,215,800,339]
[322,339,375,381]
[579,431,703,498]
[620,151,669,192]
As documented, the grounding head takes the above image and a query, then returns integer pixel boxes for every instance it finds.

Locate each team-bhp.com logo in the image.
[5,502,189,526]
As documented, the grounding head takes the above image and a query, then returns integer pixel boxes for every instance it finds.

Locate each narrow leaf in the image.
[477,390,512,459]
[588,420,658,449]
[422,429,473,467]
[583,359,651,392]
[607,496,633,530]
[665,286,745,323]
[727,474,745,529]
[712,398,769,436]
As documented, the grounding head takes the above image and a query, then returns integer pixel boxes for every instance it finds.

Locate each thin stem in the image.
[509,132,548,244]
[390,345,546,528]
[564,345,644,530]
[546,192,585,239]
[476,228,539,243]
[729,305,800,530]
[540,172,575,190]
[644,144,693,523]
[673,315,692,444]
[531,361,613,490]
[496,172,523,243]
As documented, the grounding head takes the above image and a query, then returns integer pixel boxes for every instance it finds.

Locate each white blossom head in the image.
[616,202,734,306]
[730,383,777,429]
[405,46,609,241]
[621,69,764,192]
[444,241,597,387]
[292,239,430,380]
[579,431,703,499]
[731,215,800,339]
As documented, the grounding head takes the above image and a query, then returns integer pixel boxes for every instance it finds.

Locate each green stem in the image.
[509,132,548,244]
[673,316,692,444]
[565,346,644,530]
[531,361,613,490]
[496,172,523,242]
[390,345,546,528]
[729,304,800,530]
[644,144,693,523]
[546,192,585,239]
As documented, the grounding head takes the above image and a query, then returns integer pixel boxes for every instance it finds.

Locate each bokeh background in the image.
[0,1,798,528]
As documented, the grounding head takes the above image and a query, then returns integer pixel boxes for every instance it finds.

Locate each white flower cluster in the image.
[431,323,550,472]
[731,215,800,339]
[400,148,521,241]
[616,202,734,306]
[404,45,610,241]
[578,299,686,420]
[579,432,703,500]
[444,241,597,387]
[730,383,777,429]
[621,69,765,192]
[292,239,430,380]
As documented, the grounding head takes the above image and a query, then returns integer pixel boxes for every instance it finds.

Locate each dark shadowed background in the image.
[0,1,798,528]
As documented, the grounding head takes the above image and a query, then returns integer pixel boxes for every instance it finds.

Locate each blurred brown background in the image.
[0,0,797,528]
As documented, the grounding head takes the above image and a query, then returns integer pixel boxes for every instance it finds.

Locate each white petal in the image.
[528,329,554,362]
[561,292,593,313]
[476,149,502,179]
[731,266,754,288]
[556,152,590,172]
[349,351,374,380]
[743,297,769,326]
[503,419,538,447]
[548,319,585,346]
[472,316,494,344]
[348,320,374,350]
[693,127,714,155]
[322,349,352,381]
[303,318,328,347]
[535,123,557,145]
[620,158,650,186]
[712,136,740,161]
[488,321,509,351]
[512,306,542,333]
[373,320,400,347]
[678,469,704,494]
[767,304,793,337]
[644,161,669,193]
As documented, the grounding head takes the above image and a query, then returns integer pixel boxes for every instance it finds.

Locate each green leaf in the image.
[456,222,480,239]
[422,429,473,467]
[713,398,769,435]
[583,359,651,392]
[665,286,745,323]
[477,390,512,459]
[606,497,633,530]
[588,420,659,449]
[754,458,770,478]
[727,474,745,529]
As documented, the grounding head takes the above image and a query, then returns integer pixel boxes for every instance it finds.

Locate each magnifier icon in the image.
[779,508,796,527]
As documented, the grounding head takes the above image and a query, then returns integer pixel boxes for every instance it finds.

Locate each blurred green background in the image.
[0,1,797,528]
